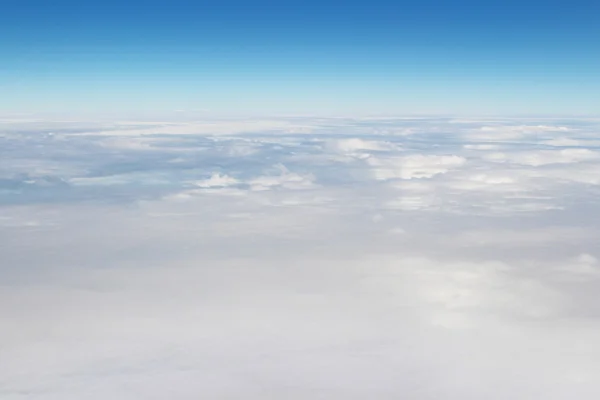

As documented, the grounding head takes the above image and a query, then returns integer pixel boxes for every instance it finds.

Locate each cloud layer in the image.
[2,116,600,399]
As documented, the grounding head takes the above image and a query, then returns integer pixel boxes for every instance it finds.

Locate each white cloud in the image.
[3,117,600,399]
[484,148,600,166]
[555,254,600,278]
[544,137,584,147]
[463,143,501,150]
[194,173,239,188]
[329,138,399,154]
[248,165,316,191]
[368,154,466,180]
[77,120,317,136]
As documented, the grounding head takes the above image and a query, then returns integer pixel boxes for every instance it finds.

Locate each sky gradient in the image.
[2,0,599,116]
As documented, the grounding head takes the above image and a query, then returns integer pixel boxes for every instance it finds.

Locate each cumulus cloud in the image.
[248,164,316,191]
[327,138,399,157]
[194,173,239,188]
[2,116,600,399]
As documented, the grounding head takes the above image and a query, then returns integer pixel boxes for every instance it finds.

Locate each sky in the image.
[1,0,599,116]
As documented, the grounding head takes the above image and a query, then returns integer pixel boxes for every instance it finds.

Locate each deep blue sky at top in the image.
[1,0,599,116]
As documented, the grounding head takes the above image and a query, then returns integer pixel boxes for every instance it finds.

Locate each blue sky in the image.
[1,0,599,116]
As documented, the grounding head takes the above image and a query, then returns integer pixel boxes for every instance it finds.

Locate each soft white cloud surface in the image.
[368,154,467,180]
[2,117,600,399]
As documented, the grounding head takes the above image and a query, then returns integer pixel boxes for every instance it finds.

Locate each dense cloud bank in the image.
[2,117,600,399]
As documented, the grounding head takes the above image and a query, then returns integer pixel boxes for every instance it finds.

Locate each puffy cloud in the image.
[328,138,399,154]
[248,165,316,191]
[555,254,600,278]
[484,148,600,166]
[194,173,239,188]
[368,154,466,180]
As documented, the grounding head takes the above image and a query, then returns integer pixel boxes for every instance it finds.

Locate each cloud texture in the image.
[2,116,600,399]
